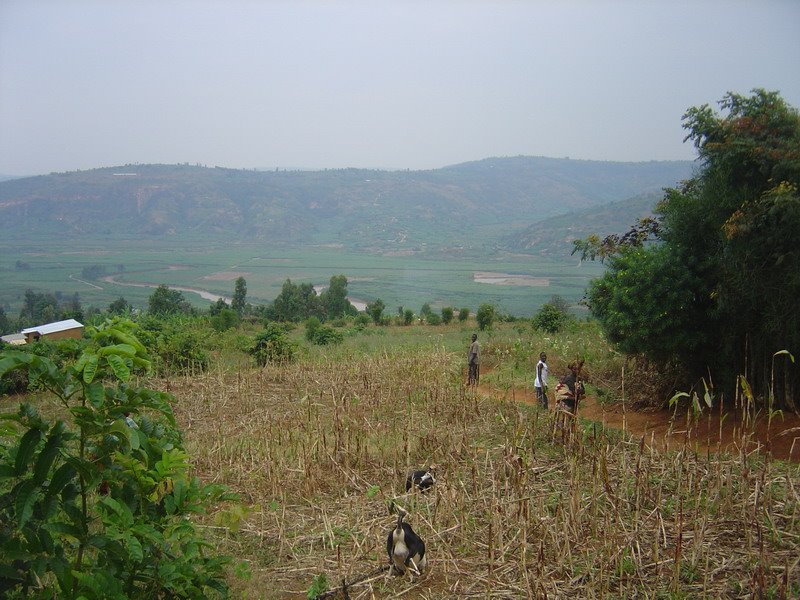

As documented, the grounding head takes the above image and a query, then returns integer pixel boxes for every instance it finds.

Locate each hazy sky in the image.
[1,0,798,176]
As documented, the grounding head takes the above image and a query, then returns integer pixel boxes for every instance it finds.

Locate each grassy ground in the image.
[3,321,798,598]
[157,325,799,599]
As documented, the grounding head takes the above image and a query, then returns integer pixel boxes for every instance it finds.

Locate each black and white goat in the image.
[405,466,436,492]
[386,511,426,576]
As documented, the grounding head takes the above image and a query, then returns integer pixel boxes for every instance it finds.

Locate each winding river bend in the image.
[100,276,232,304]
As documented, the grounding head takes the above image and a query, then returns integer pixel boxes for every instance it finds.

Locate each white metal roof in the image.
[21,319,84,336]
[0,333,26,345]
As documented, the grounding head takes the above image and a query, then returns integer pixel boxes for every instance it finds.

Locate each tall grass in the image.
[164,344,799,598]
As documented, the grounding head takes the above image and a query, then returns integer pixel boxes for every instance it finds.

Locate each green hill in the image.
[504,191,662,257]
[0,158,693,251]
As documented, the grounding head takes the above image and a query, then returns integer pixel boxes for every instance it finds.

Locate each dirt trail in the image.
[476,371,800,463]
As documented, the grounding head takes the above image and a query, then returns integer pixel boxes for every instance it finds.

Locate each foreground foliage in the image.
[0,319,233,598]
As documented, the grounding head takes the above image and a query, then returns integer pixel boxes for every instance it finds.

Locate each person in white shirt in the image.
[534,352,549,409]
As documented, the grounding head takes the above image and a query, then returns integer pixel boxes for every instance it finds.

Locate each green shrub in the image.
[309,325,344,346]
[441,307,454,324]
[156,329,209,372]
[0,318,234,598]
[250,322,298,366]
[426,312,442,325]
[458,307,470,322]
[532,302,571,333]
[210,308,240,332]
[476,304,496,330]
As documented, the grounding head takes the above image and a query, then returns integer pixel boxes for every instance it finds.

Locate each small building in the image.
[21,319,84,344]
[0,333,26,346]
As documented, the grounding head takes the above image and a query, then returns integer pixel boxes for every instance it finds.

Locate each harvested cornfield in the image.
[164,349,800,599]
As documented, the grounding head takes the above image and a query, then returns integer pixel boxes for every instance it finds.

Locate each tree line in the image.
[575,90,799,408]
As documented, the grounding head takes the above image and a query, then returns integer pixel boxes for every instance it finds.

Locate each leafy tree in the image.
[60,293,83,322]
[0,318,234,597]
[320,275,356,319]
[108,296,131,316]
[269,279,303,322]
[17,289,85,326]
[268,279,323,322]
[208,298,228,316]
[419,303,432,318]
[582,90,800,405]
[211,308,240,332]
[403,309,415,326]
[19,289,59,325]
[147,285,191,316]
[231,277,247,315]
[458,307,470,322]
[0,306,11,335]
[366,298,385,325]
[533,302,568,334]
[476,304,496,331]
[441,307,454,325]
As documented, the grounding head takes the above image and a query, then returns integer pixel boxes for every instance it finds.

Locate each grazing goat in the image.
[386,511,426,576]
[405,466,436,492]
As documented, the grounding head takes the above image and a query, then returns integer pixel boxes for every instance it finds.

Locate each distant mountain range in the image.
[0,157,694,254]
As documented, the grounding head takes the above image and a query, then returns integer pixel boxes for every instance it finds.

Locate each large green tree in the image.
[147,285,191,316]
[583,90,800,406]
[267,279,324,322]
[231,276,247,315]
[319,275,357,319]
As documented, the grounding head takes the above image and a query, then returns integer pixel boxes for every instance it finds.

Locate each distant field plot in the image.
[0,235,604,316]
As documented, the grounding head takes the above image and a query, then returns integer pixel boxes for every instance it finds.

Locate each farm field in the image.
[0,234,604,317]
[171,323,799,598]
[2,319,799,598]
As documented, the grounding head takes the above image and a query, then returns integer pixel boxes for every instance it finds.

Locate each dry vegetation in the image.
[162,348,800,599]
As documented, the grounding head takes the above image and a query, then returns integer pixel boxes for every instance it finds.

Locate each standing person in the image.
[558,361,585,413]
[534,352,549,409]
[467,333,480,386]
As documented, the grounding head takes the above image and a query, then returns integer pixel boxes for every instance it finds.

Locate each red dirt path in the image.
[477,374,800,463]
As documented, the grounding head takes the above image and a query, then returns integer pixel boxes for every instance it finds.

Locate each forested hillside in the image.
[0,157,692,251]
[503,191,662,256]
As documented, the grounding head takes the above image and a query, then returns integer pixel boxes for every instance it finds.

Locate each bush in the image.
[532,302,571,333]
[0,319,234,598]
[426,312,442,325]
[403,309,415,326]
[476,304,496,330]
[156,329,209,372]
[211,307,241,332]
[458,307,470,322]
[441,307,454,324]
[251,322,298,366]
[306,316,345,345]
